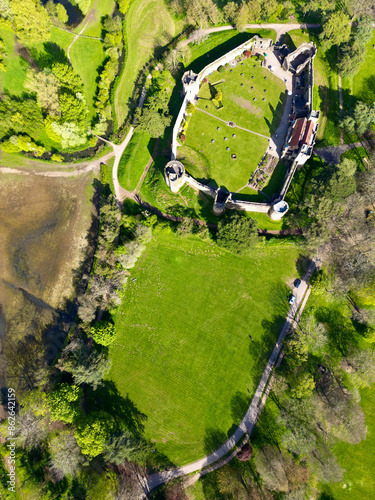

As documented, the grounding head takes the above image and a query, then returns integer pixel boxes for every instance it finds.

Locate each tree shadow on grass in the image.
[29,42,68,69]
[86,380,148,437]
[315,307,358,356]
[251,406,282,451]
[204,427,228,456]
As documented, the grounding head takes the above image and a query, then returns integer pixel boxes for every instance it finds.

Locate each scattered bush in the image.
[90,321,117,346]
[217,65,225,73]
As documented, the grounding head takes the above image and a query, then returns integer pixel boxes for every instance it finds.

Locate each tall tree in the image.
[10,0,51,45]
[320,11,351,49]
[216,213,258,254]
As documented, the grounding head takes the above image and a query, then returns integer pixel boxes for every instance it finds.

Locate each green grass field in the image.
[118,131,152,191]
[114,0,184,127]
[325,386,375,499]
[70,37,106,120]
[342,32,375,106]
[0,28,29,95]
[108,231,299,464]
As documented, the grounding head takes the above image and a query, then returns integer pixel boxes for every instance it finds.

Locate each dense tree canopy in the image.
[216,213,258,254]
[10,0,51,44]
[47,383,82,424]
[90,320,117,346]
[74,412,113,457]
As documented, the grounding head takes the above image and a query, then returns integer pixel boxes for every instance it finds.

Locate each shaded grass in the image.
[325,386,375,499]
[118,131,152,191]
[186,29,276,75]
[115,0,184,126]
[108,231,299,464]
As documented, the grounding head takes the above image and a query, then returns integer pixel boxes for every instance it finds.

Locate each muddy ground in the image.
[0,172,97,386]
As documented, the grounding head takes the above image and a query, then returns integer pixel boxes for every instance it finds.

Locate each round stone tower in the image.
[268,199,289,220]
[164,160,186,193]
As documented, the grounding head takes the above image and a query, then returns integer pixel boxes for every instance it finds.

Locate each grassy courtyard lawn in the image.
[115,0,184,127]
[70,37,106,120]
[118,131,152,191]
[179,110,268,192]
[108,231,299,465]
[197,59,286,137]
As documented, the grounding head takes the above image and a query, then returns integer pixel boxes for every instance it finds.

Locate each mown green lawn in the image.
[179,110,269,192]
[118,131,152,191]
[114,0,184,127]
[69,36,106,120]
[324,386,375,499]
[82,0,115,37]
[108,231,299,465]
[342,32,375,106]
[0,28,29,95]
[197,58,285,136]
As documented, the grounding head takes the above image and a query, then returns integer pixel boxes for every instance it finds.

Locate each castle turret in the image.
[164,161,186,193]
[268,199,289,220]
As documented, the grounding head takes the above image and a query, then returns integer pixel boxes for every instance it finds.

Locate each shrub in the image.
[180,134,186,141]
[217,65,225,73]
[90,320,117,346]
[243,50,252,58]
[202,77,208,84]
[1,140,20,153]
[51,153,63,162]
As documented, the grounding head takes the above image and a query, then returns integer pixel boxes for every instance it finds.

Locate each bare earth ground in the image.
[0,173,95,351]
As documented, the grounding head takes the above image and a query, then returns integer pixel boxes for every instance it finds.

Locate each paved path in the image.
[144,259,317,494]
[196,107,270,139]
[314,141,372,165]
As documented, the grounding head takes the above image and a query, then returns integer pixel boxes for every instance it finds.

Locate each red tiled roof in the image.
[302,120,315,146]
[289,118,307,147]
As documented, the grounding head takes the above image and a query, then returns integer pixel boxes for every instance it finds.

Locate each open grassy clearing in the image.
[75,0,115,37]
[108,231,299,464]
[0,172,95,341]
[0,28,29,95]
[118,131,152,191]
[342,32,375,107]
[69,36,106,120]
[115,0,184,127]
[180,111,268,192]
[325,387,375,499]
[286,30,341,146]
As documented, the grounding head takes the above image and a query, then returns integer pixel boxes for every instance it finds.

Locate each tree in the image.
[59,91,88,123]
[52,63,83,91]
[137,91,172,138]
[320,11,351,49]
[117,0,131,14]
[343,349,375,388]
[59,338,112,389]
[90,320,117,346]
[297,311,329,356]
[49,433,85,480]
[51,121,87,149]
[24,69,61,116]
[15,410,47,450]
[56,3,68,23]
[340,101,375,135]
[0,0,11,18]
[70,0,90,15]
[74,411,113,457]
[216,213,258,254]
[10,0,51,45]
[103,431,150,465]
[47,383,82,423]
[186,0,220,27]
